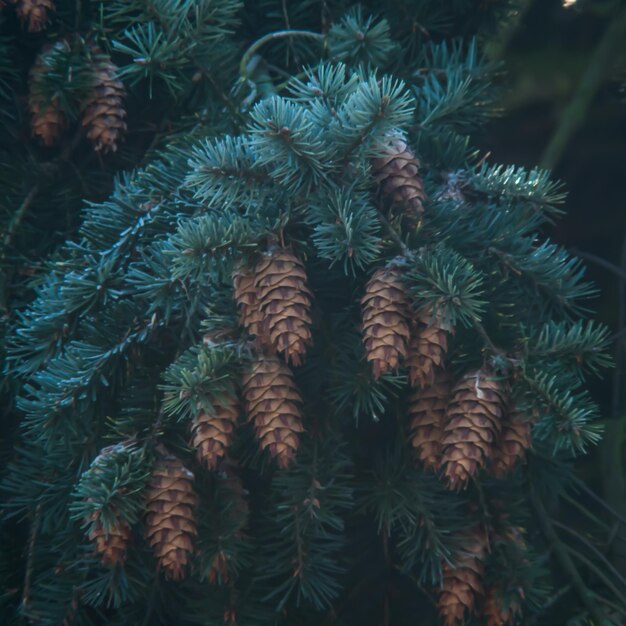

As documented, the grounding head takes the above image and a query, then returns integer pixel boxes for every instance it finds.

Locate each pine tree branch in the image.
[530,486,612,626]
[375,209,411,257]
[21,502,42,614]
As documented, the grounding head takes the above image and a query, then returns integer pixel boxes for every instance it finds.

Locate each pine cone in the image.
[242,355,304,468]
[29,49,66,146]
[484,586,520,626]
[232,264,269,347]
[372,136,426,222]
[87,510,131,568]
[441,368,506,490]
[145,452,197,581]
[81,53,126,153]
[190,395,239,471]
[254,249,313,367]
[489,409,531,479]
[361,266,411,379]
[408,371,451,472]
[438,530,487,626]
[406,308,451,388]
[15,0,54,32]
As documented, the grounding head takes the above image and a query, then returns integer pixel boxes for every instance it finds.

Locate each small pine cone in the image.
[441,368,506,490]
[489,410,532,479]
[253,249,313,367]
[190,395,239,471]
[406,308,451,388]
[87,511,131,568]
[29,96,66,147]
[438,530,487,626]
[15,0,54,32]
[242,355,304,468]
[232,264,269,347]
[145,452,197,581]
[361,266,411,379]
[484,586,520,626]
[408,371,451,472]
[372,136,426,221]
[81,53,126,153]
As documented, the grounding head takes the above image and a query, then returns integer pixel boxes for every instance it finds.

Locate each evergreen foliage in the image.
[0,1,620,625]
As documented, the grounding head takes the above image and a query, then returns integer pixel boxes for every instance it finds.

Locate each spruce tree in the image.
[1,1,618,625]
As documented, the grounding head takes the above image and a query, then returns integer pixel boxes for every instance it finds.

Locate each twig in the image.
[21,503,42,613]
[530,486,611,626]
[239,30,324,81]
[540,5,626,170]
[570,248,626,283]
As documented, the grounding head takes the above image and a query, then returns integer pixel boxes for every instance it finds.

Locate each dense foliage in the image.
[0,1,621,625]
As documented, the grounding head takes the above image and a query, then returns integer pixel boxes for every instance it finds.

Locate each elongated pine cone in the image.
[361,266,411,379]
[242,355,304,468]
[438,530,487,626]
[81,54,126,153]
[484,586,520,626]
[406,308,451,388]
[233,264,269,347]
[145,452,197,581]
[15,0,54,31]
[372,136,426,221]
[408,371,451,472]
[253,249,313,366]
[490,409,531,479]
[87,510,131,567]
[190,395,239,471]
[441,368,506,490]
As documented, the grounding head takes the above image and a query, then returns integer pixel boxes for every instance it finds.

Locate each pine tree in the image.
[0,1,619,625]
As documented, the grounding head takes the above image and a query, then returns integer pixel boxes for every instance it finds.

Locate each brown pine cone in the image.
[441,368,506,490]
[489,409,532,479]
[438,530,487,626]
[406,307,451,388]
[408,371,451,472]
[190,395,239,471]
[87,510,131,568]
[242,355,304,468]
[233,264,269,347]
[361,266,411,379]
[145,451,197,581]
[253,249,313,367]
[81,52,126,153]
[372,135,426,222]
[15,0,54,32]
[484,586,520,626]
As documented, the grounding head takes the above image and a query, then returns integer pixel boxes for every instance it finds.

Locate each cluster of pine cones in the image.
[28,44,127,153]
[84,138,532,622]
[361,260,532,490]
[88,446,246,583]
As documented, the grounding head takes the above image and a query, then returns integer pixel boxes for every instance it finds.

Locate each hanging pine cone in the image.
[242,355,304,468]
[438,529,487,626]
[87,510,131,568]
[406,307,451,388]
[408,371,451,472]
[483,586,520,626]
[361,265,411,379]
[253,248,313,367]
[81,52,126,153]
[145,451,197,581]
[15,0,54,32]
[372,135,426,222]
[441,368,506,490]
[232,263,269,347]
[29,48,66,146]
[489,409,532,479]
[190,394,239,471]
